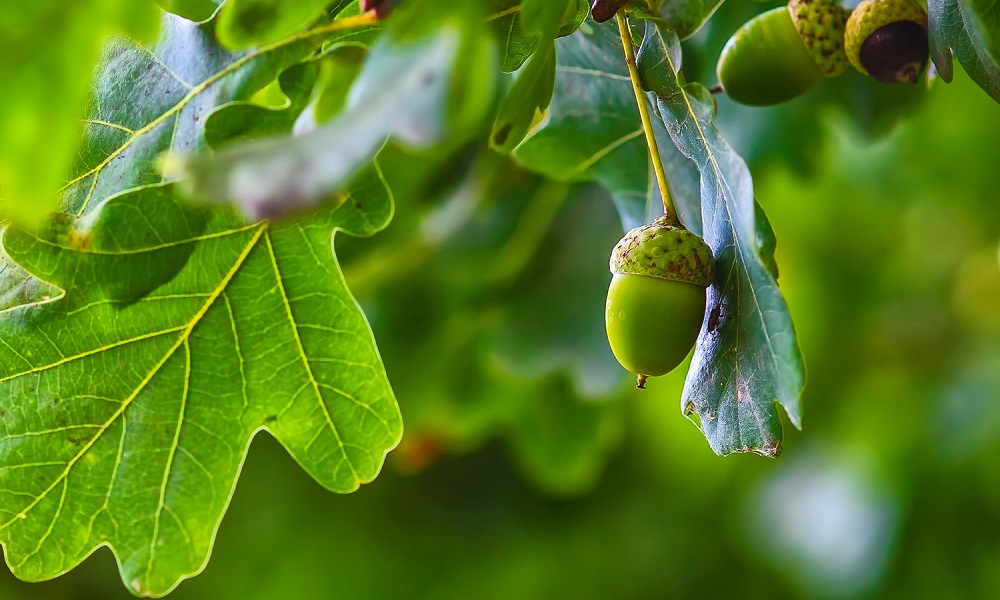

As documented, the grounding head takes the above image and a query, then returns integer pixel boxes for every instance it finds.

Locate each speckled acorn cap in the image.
[788,0,852,77]
[845,0,928,75]
[610,217,715,287]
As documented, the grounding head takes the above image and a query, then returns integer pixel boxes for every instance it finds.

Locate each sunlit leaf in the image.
[0,171,399,597]
[0,7,402,595]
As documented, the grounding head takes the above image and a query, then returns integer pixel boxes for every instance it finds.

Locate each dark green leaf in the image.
[636,18,804,457]
[490,0,577,152]
[514,20,701,232]
[488,0,590,72]
[490,184,625,396]
[928,0,1000,103]
[656,0,726,40]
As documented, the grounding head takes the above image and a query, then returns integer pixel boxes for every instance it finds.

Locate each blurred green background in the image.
[3,1,1000,598]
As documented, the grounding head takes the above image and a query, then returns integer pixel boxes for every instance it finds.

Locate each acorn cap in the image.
[610,217,715,287]
[788,0,851,78]
[845,0,928,76]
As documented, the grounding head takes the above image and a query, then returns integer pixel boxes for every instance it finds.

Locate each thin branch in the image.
[615,12,677,224]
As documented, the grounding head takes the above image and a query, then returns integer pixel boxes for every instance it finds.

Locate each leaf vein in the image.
[262,231,361,484]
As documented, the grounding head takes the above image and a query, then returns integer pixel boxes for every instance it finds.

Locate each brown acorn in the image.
[844,0,929,84]
[591,0,629,23]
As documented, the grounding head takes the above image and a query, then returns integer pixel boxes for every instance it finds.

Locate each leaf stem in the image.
[615,12,677,225]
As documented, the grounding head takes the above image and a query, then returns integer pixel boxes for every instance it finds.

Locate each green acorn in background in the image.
[605,217,715,389]
[845,0,929,83]
[716,0,851,106]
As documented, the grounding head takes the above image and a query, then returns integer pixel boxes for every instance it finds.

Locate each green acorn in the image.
[716,0,851,106]
[605,217,715,389]
[845,0,929,84]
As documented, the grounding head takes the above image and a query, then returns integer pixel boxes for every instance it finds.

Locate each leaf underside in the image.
[636,19,804,457]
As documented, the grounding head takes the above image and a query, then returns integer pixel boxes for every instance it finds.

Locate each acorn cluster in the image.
[716,0,931,106]
[597,1,931,388]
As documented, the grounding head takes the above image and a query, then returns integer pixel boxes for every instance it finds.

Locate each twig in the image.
[615,12,677,224]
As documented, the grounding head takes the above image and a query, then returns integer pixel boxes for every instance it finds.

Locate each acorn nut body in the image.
[605,217,715,389]
[591,0,629,23]
[845,0,929,84]
[716,0,850,106]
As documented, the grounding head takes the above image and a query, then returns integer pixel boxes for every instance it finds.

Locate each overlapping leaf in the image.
[203,59,320,147]
[64,8,376,218]
[654,0,726,40]
[489,184,627,397]
[489,0,577,153]
[217,0,346,49]
[929,0,1000,103]
[1,5,378,317]
[3,6,360,318]
[0,6,402,596]
[636,18,803,456]
[487,0,589,72]
[176,0,498,220]
[514,19,700,232]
